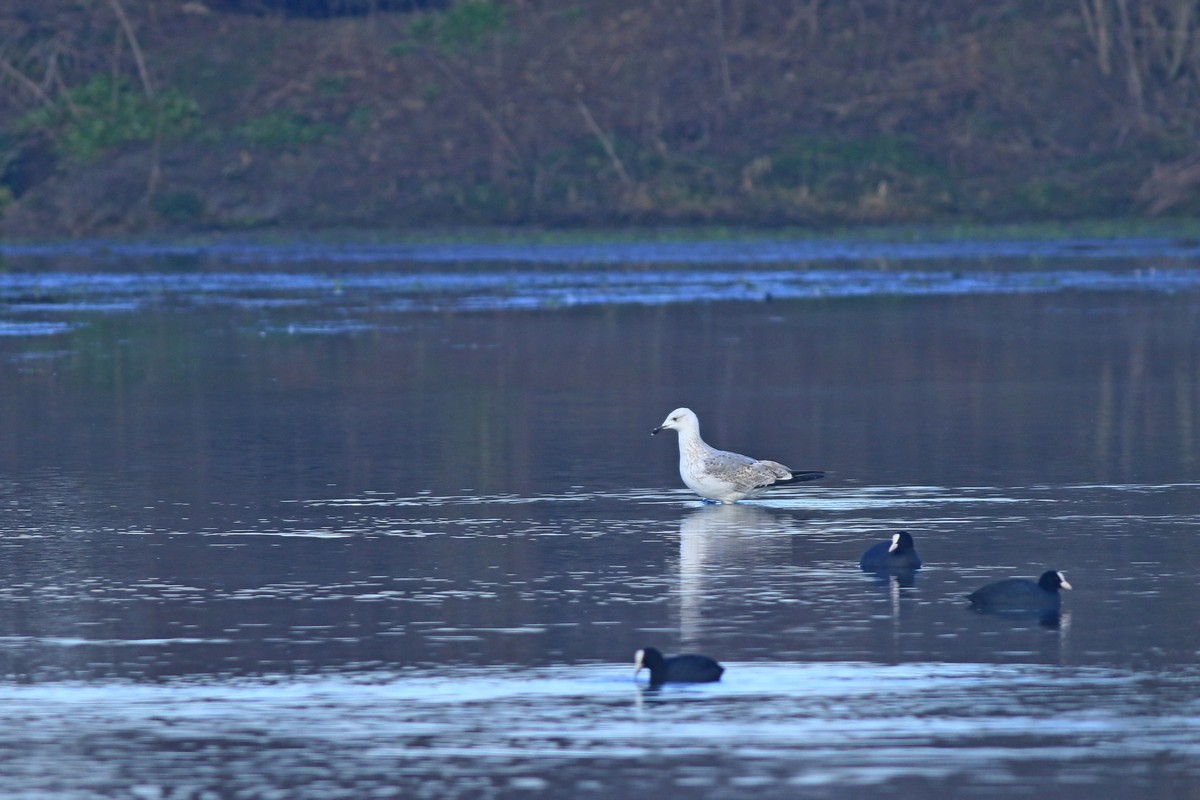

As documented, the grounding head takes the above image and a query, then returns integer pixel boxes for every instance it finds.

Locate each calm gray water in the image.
[1,238,1199,798]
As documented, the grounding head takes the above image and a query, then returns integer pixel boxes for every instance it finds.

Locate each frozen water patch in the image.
[0,320,78,336]
[258,320,380,335]
[0,244,1195,319]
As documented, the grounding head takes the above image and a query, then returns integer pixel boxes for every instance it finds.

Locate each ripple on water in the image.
[0,320,79,337]
[3,256,1200,323]
[0,662,1195,798]
[134,484,1197,547]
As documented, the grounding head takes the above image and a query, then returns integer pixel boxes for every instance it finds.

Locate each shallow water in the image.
[1,238,1199,798]
[3,661,1198,799]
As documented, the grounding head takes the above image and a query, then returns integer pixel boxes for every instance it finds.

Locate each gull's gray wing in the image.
[703,449,788,492]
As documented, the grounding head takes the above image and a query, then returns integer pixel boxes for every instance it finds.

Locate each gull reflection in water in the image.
[676,503,800,644]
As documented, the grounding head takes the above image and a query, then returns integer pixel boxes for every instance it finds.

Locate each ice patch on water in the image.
[0,320,77,336]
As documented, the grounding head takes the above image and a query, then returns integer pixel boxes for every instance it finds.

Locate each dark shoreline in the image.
[3,3,1200,237]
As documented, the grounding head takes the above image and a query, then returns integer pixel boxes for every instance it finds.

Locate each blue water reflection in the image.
[1,237,1199,797]
[3,262,1200,321]
[0,662,1196,798]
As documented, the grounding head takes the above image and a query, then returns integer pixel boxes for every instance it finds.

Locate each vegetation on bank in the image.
[1,0,1199,236]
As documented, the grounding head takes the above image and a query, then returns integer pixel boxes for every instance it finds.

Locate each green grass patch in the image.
[347,106,374,130]
[407,1,511,54]
[239,111,333,146]
[17,75,199,160]
[766,134,947,193]
[314,74,349,97]
[152,191,205,225]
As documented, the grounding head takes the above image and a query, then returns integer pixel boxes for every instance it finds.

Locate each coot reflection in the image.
[634,647,724,686]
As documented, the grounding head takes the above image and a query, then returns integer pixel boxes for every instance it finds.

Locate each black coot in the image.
[967,570,1072,614]
[859,531,922,572]
[634,647,724,686]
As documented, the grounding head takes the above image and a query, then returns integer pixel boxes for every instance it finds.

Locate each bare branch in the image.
[1113,0,1146,130]
[1136,151,1200,215]
[1166,0,1195,82]
[712,0,733,104]
[575,96,633,186]
[105,0,163,199]
[428,57,522,162]
[107,0,154,99]
[1079,0,1112,75]
[0,53,56,108]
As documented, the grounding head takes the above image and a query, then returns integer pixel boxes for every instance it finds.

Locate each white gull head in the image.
[652,407,698,436]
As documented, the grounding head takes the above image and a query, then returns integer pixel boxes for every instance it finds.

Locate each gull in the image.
[652,407,825,503]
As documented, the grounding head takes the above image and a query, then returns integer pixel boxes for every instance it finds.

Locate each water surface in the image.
[0,238,1198,798]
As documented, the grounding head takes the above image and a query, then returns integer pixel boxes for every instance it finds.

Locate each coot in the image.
[634,647,724,686]
[859,531,922,572]
[967,570,1072,614]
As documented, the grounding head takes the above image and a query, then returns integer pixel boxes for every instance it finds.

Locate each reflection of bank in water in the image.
[675,503,811,645]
